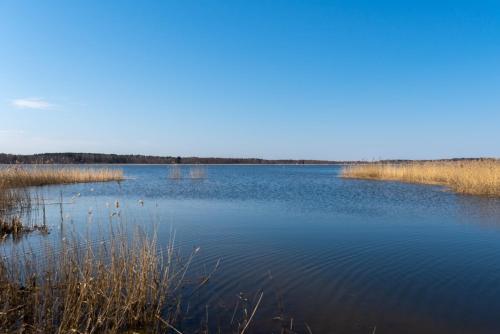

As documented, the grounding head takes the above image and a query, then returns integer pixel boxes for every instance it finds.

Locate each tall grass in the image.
[0,166,123,237]
[0,226,190,333]
[0,187,32,238]
[0,188,29,213]
[0,166,123,188]
[341,160,500,196]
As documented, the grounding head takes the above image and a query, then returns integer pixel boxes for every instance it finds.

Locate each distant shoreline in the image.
[0,153,496,165]
[0,153,339,165]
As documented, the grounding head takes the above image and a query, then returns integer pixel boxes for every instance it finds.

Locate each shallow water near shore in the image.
[4,165,500,333]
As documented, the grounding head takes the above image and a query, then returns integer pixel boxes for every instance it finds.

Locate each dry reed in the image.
[0,226,190,333]
[0,166,123,188]
[341,160,500,196]
[0,166,123,238]
[0,188,29,213]
[168,165,182,180]
[189,166,206,179]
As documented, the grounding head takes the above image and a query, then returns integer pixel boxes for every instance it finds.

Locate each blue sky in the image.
[1,0,499,160]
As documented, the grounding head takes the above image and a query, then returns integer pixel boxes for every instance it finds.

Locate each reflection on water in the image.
[455,195,500,228]
[3,165,500,334]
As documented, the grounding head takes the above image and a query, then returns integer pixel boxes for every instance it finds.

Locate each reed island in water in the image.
[342,159,500,197]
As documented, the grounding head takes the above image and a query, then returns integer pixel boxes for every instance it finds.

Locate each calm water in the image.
[5,165,500,333]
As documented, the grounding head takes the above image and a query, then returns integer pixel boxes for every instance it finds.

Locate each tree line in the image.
[0,153,340,164]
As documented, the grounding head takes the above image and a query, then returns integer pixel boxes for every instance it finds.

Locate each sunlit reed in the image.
[341,160,500,196]
[0,166,123,188]
[0,226,190,333]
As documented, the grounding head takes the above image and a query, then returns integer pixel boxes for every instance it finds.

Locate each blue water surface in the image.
[4,165,500,334]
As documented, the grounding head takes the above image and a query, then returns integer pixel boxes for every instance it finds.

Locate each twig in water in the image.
[156,315,184,334]
[240,291,264,334]
[230,298,240,325]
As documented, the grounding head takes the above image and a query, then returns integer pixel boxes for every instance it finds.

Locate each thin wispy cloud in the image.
[10,98,54,110]
[0,129,25,135]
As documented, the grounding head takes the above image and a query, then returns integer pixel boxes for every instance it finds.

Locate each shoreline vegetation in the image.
[0,166,123,188]
[341,160,500,197]
[0,166,187,333]
[0,167,288,333]
[0,166,123,238]
[0,225,192,333]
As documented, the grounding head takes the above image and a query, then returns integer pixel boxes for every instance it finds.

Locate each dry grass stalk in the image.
[0,188,30,213]
[0,227,190,333]
[341,160,500,196]
[0,188,31,239]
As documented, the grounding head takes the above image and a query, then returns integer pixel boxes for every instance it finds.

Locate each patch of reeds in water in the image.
[341,160,500,197]
[0,227,189,333]
[189,166,206,179]
[0,166,123,238]
[0,187,32,239]
[168,165,207,180]
[0,188,29,212]
[0,166,123,188]
[168,165,182,179]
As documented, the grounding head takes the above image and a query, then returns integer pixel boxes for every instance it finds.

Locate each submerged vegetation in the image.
[342,160,500,197]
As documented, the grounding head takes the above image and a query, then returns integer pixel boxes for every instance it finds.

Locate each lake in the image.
[4,165,500,334]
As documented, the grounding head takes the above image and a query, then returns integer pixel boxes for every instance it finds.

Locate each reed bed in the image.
[0,188,29,213]
[341,160,500,196]
[0,166,122,237]
[0,227,189,333]
[0,166,123,188]
[168,165,207,180]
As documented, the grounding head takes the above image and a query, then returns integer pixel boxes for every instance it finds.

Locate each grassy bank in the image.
[341,160,500,196]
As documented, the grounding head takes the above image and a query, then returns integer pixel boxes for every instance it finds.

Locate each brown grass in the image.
[341,160,500,196]
[0,188,29,213]
[0,227,190,333]
[0,166,123,239]
[0,166,123,188]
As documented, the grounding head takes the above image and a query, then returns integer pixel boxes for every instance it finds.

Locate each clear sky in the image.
[1,1,499,160]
